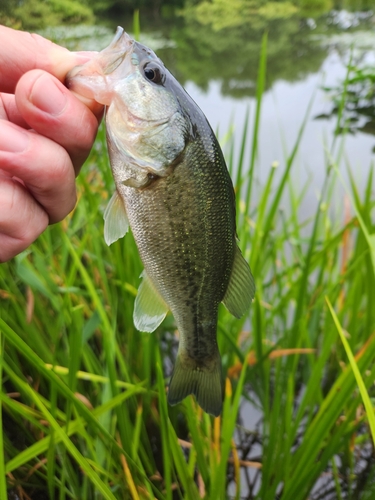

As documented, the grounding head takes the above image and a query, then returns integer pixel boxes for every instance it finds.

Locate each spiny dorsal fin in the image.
[104,190,129,246]
[222,245,255,318]
[134,270,169,333]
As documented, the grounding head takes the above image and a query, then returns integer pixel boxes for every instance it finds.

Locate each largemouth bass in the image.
[67,27,255,416]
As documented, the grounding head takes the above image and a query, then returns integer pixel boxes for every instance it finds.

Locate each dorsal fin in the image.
[223,245,255,318]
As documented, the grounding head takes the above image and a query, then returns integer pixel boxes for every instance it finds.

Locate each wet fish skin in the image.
[67,27,255,416]
[115,122,235,416]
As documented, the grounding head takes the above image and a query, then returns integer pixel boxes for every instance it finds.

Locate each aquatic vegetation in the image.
[320,63,375,139]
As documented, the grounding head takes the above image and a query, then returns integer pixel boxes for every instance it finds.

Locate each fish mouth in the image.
[66,27,134,104]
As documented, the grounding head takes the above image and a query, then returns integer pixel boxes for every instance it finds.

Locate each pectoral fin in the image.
[103,191,129,246]
[223,245,255,318]
[134,271,169,333]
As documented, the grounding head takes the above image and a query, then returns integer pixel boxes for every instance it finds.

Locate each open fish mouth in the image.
[67,27,134,78]
[66,27,135,103]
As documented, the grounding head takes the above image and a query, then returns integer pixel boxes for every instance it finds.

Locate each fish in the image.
[66,27,255,416]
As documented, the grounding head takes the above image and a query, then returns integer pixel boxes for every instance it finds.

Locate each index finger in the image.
[0,26,93,93]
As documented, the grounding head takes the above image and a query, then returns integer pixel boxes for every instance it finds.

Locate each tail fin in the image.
[167,351,223,417]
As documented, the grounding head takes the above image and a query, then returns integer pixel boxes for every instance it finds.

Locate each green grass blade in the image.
[210,357,249,500]
[326,297,375,446]
[3,361,117,500]
[0,334,6,500]
[133,9,140,41]
[155,360,199,499]
[244,32,267,212]
[4,385,144,474]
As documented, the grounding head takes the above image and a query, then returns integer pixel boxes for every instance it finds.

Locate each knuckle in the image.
[0,93,9,120]
[30,32,47,45]
[30,33,55,70]
[2,177,21,213]
[0,177,48,252]
[49,154,73,186]
[73,105,98,148]
[27,135,74,191]
[48,186,77,224]
[67,108,98,170]
[9,134,77,224]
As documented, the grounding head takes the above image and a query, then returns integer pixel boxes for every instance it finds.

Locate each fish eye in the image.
[143,63,165,85]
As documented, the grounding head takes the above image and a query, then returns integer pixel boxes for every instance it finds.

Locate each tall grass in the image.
[0,37,374,499]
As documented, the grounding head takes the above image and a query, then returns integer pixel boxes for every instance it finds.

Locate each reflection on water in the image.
[43,9,375,99]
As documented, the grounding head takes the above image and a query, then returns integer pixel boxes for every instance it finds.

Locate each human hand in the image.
[0,25,104,263]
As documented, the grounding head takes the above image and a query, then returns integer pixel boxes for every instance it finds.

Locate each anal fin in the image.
[134,271,169,333]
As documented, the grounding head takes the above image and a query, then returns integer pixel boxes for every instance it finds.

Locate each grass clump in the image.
[0,37,375,500]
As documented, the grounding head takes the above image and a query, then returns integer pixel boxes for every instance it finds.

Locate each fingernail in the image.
[31,73,68,116]
[0,121,29,153]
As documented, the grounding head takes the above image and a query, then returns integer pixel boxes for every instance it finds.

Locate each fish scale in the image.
[66,26,255,416]
[122,145,233,328]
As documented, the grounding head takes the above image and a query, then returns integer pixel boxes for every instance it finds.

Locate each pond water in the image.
[41,8,375,220]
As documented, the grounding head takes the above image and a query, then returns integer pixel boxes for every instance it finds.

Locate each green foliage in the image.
[298,0,333,16]
[186,0,259,31]
[322,64,375,138]
[184,0,300,31]
[183,0,334,31]
[0,0,184,29]
[1,0,94,30]
[333,0,375,9]
[258,2,299,19]
[48,0,94,23]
